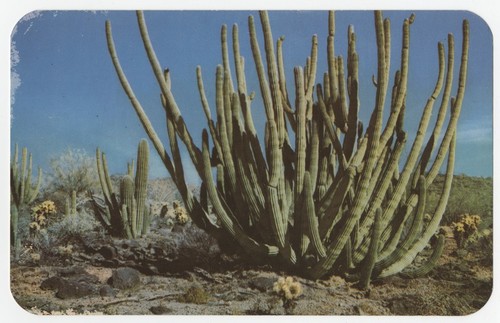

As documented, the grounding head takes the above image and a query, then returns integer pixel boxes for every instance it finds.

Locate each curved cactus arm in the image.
[309,11,387,280]
[196,66,223,162]
[343,25,359,161]
[318,166,355,240]
[220,24,235,95]
[135,11,203,174]
[335,55,348,132]
[162,77,190,198]
[233,126,265,230]
[327,11,339,108]
[373,175,427,272]
[105,20,177,182]
[414,35,455,179]
[88,191,112,230]
[378,131,455,278]
[377,29,445,233]
[223,69,234,149]
[425,20,469,185]
[26,166,42,205]
[389,19,469,228]
[200,129,278,257]
[358,208,382,290]
[215,66,238,194]
[401,234,445,278]
[248,15,275,128]
[259,11,286,146]
[353,132,407,259]
[301,171,326,258]
[316,84,347,170]
[377,16,411,153]
[305,35,318,101]
[276,36,296,131]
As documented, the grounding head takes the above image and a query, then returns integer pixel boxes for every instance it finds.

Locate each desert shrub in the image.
[451,214,481,248]
[427,175,492,225]
[43,147,99,209]
[47,209,105,245]
[177,285,209,304]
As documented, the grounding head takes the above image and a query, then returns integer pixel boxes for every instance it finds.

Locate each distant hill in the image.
[148,174,493,228]
[426,174,493,226]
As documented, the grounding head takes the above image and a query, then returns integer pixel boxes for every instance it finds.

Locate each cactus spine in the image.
[90,139,151,239]
[105,11,469,282]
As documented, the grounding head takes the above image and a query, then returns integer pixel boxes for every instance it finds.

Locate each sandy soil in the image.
[10,227,492,316]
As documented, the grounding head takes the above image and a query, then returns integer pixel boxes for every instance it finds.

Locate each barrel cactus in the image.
[104,10,469,282]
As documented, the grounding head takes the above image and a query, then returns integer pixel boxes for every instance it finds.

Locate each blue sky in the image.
[10,10,493,182]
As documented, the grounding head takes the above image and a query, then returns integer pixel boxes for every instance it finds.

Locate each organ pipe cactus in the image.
[105,10,469,282]
[89,139,152,239]
[10,144,43,259]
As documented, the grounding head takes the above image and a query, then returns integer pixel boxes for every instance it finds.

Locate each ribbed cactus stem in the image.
[359,208,382,290]
[402,234,445,278]
[91,140,151,239]
[294,67,307,202]
[379,132,456,278]
[134,139,149,235]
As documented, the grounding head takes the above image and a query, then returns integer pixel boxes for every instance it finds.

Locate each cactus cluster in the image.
[10,144,43,259]
[105,11,469,282]
[89,139,152,239]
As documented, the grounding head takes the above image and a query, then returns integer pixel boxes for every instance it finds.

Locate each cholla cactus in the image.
[30,200,56,236]
[273,276,303,300]
[452,214,481,248]
[173,200,190,225]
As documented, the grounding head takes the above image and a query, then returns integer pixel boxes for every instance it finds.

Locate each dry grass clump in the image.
[177,285,210,304]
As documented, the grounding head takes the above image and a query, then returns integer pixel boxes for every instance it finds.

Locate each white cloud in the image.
[457,125,492,144]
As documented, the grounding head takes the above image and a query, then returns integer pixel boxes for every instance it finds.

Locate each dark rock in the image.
[171,224,185,233]
[40,276,65,291]
[109,267,141,290]
[99,245,117,259]
[150,305,173,314]
[249,276,276,292]
[99,285,117,297]
[55,280,94,299]
[120,239,141,249]
[58,265,86,277]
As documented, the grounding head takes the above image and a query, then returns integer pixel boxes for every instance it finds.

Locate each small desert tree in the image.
[46,148,99,204]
